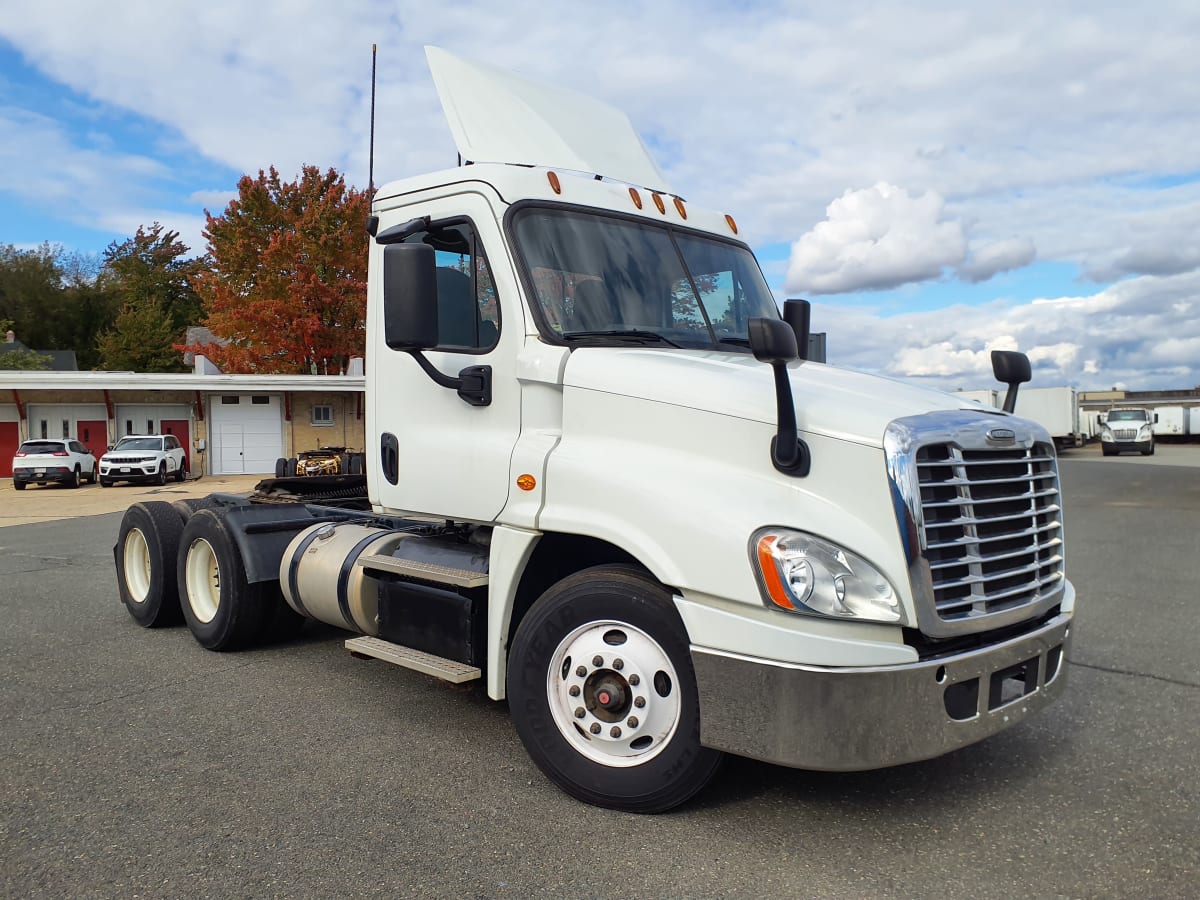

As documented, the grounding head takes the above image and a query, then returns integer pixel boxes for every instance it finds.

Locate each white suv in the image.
[100,435,188,486]
[12,439,98,490]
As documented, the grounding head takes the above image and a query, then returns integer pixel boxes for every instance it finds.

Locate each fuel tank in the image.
[279,522,408,634]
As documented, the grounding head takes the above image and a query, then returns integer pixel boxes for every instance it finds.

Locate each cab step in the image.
[356,553,489,588]
[345,636,481,683]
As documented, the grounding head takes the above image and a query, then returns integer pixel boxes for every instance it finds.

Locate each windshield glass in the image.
[114,438,163,451]
[1107,410,1147,422]
[513,208,780,349]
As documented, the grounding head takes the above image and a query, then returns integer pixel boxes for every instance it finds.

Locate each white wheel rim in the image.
[122,528,152,604]
[546,620,681,768]
[185,537,221,624]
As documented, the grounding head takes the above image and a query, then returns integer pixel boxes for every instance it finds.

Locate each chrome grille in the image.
[916,442,1064,622]
[1112,429,1137,440]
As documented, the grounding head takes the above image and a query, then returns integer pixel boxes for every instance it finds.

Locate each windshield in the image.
[513,208,780,350]
[114,438,163,451]
[1107,410,1148,422]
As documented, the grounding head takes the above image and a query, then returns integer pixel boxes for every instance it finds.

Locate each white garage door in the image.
[209,394,283,475]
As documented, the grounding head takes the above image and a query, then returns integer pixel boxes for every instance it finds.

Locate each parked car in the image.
[100,434,188,486]
[12,439,97,489]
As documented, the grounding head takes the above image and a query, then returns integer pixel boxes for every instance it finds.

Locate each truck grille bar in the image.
[916,443,1064,622]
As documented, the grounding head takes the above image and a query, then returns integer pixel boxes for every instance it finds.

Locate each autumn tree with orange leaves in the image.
[181,166,369,374]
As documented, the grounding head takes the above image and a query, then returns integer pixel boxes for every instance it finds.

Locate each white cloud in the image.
[785,183,967,294]
[957,237,1037,283]
[817,269,1200,391]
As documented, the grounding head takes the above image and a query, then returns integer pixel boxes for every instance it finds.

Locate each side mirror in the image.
[383,243,439,350]
[748,317,809,476]
[1154,413,1159,424]
[782,299,811,361]
[1097,415,1106,425]
[991,349,1031,414]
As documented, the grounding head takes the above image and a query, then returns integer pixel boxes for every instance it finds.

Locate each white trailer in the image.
[953,389,999,409]
[1014,386,1080,449]
[1152,406,1188,436]
[111,48,1076,812]
[1190,407,1200,436]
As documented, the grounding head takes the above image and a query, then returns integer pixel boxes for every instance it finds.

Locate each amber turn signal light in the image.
[517,474,537,491]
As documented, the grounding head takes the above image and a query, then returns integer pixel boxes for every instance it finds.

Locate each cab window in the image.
[403,220,499,352]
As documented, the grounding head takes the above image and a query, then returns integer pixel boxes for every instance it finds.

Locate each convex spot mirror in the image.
[382,242,438,351]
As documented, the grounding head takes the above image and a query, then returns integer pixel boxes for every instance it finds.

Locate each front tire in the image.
[156,463,167,486]
[100,477,112,487]
[116,501,185,627]
[507,564,722,813]
[178,509,273,651]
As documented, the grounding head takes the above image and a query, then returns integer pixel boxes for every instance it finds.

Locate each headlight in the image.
[752,529,904,624]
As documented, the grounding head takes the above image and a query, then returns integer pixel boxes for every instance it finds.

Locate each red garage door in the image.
[0,422,19,477]
[161,419,191,473]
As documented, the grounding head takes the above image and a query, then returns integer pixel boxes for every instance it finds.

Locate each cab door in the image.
[368,191,523,522]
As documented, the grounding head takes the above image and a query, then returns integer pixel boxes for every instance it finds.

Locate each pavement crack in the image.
[42,659,263,714]
[1067,658,1200,689]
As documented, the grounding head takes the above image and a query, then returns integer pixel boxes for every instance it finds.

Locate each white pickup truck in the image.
[114,48,1075,812]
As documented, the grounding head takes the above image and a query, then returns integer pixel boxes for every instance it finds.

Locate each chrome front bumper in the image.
[691,612,1071,771]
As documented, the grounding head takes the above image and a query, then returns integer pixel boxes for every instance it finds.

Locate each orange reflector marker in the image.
[547,171,561,194]
[652,193,666,214]
[629,187,643,209]
[756,536,794,609]
[516,474,537,491]
[673,197,687,219]
[725,214,738,234]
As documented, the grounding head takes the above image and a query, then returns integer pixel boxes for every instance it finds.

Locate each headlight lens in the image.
[752,529,903,624]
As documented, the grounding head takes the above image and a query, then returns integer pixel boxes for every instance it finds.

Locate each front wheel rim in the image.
[122,528,152,604]
[185,538,221,623]
[546,620,681,768]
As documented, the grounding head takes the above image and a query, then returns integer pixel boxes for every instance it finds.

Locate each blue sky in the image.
[2,1,1199,390]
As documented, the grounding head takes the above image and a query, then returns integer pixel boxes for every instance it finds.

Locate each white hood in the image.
[563,348,994,448]
[425,46,669,193]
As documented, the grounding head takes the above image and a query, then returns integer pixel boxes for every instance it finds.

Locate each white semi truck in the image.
[114,49,1075,812]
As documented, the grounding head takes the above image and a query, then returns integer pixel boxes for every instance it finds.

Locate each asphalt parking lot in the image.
[2,449,1198,897]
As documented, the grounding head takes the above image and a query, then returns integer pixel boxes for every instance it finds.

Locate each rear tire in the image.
[348,453,363,475]
[69,467,81,489]
[116,501,185,627]
[507,564,722,813]
[286,457,297,477]
[178,508,272,651]
[14,480,25,491]
[175,461,186,482]
[275,457,287,478]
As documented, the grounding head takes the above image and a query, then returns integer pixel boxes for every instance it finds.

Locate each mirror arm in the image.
[768,361,811,476]
[1001,384,1019,414]
[406,351,492,406]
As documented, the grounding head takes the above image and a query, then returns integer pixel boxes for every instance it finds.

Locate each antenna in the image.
[368,43,377,199]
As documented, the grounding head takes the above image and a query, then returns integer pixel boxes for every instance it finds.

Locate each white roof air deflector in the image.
[425,46,670,194]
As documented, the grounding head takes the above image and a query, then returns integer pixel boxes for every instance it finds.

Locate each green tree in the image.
[95,299,188,372]
[180,166,369,374]
[0,347,52,370]
[96,223,202,371]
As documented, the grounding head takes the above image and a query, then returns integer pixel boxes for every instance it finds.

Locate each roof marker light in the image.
[629,187,643,209]
[547,171,561,194]
[673,198,687,219]
[725,214,738,234]
[652,193,666,214]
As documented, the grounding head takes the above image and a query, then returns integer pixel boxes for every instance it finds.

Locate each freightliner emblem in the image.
[986,427,1017,444]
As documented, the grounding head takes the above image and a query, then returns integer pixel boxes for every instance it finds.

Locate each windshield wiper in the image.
[562,330,683,348]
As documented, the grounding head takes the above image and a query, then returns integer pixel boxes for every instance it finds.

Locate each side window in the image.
[405,221,499,352]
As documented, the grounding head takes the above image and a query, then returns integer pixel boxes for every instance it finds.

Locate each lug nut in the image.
[590,722,601,735]
[627,716,638,728]
[592,655,604,667]
[574,707,586,719]
[610,726,622,738]
[634,696,646,708]
[576,665,587,677]
[568,685,580,697]
[613,658,624,670]
[628,674,640,686]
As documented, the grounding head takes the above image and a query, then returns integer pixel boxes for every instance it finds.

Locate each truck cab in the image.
[116,48,1076,812]
[1099,407,1156,455]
